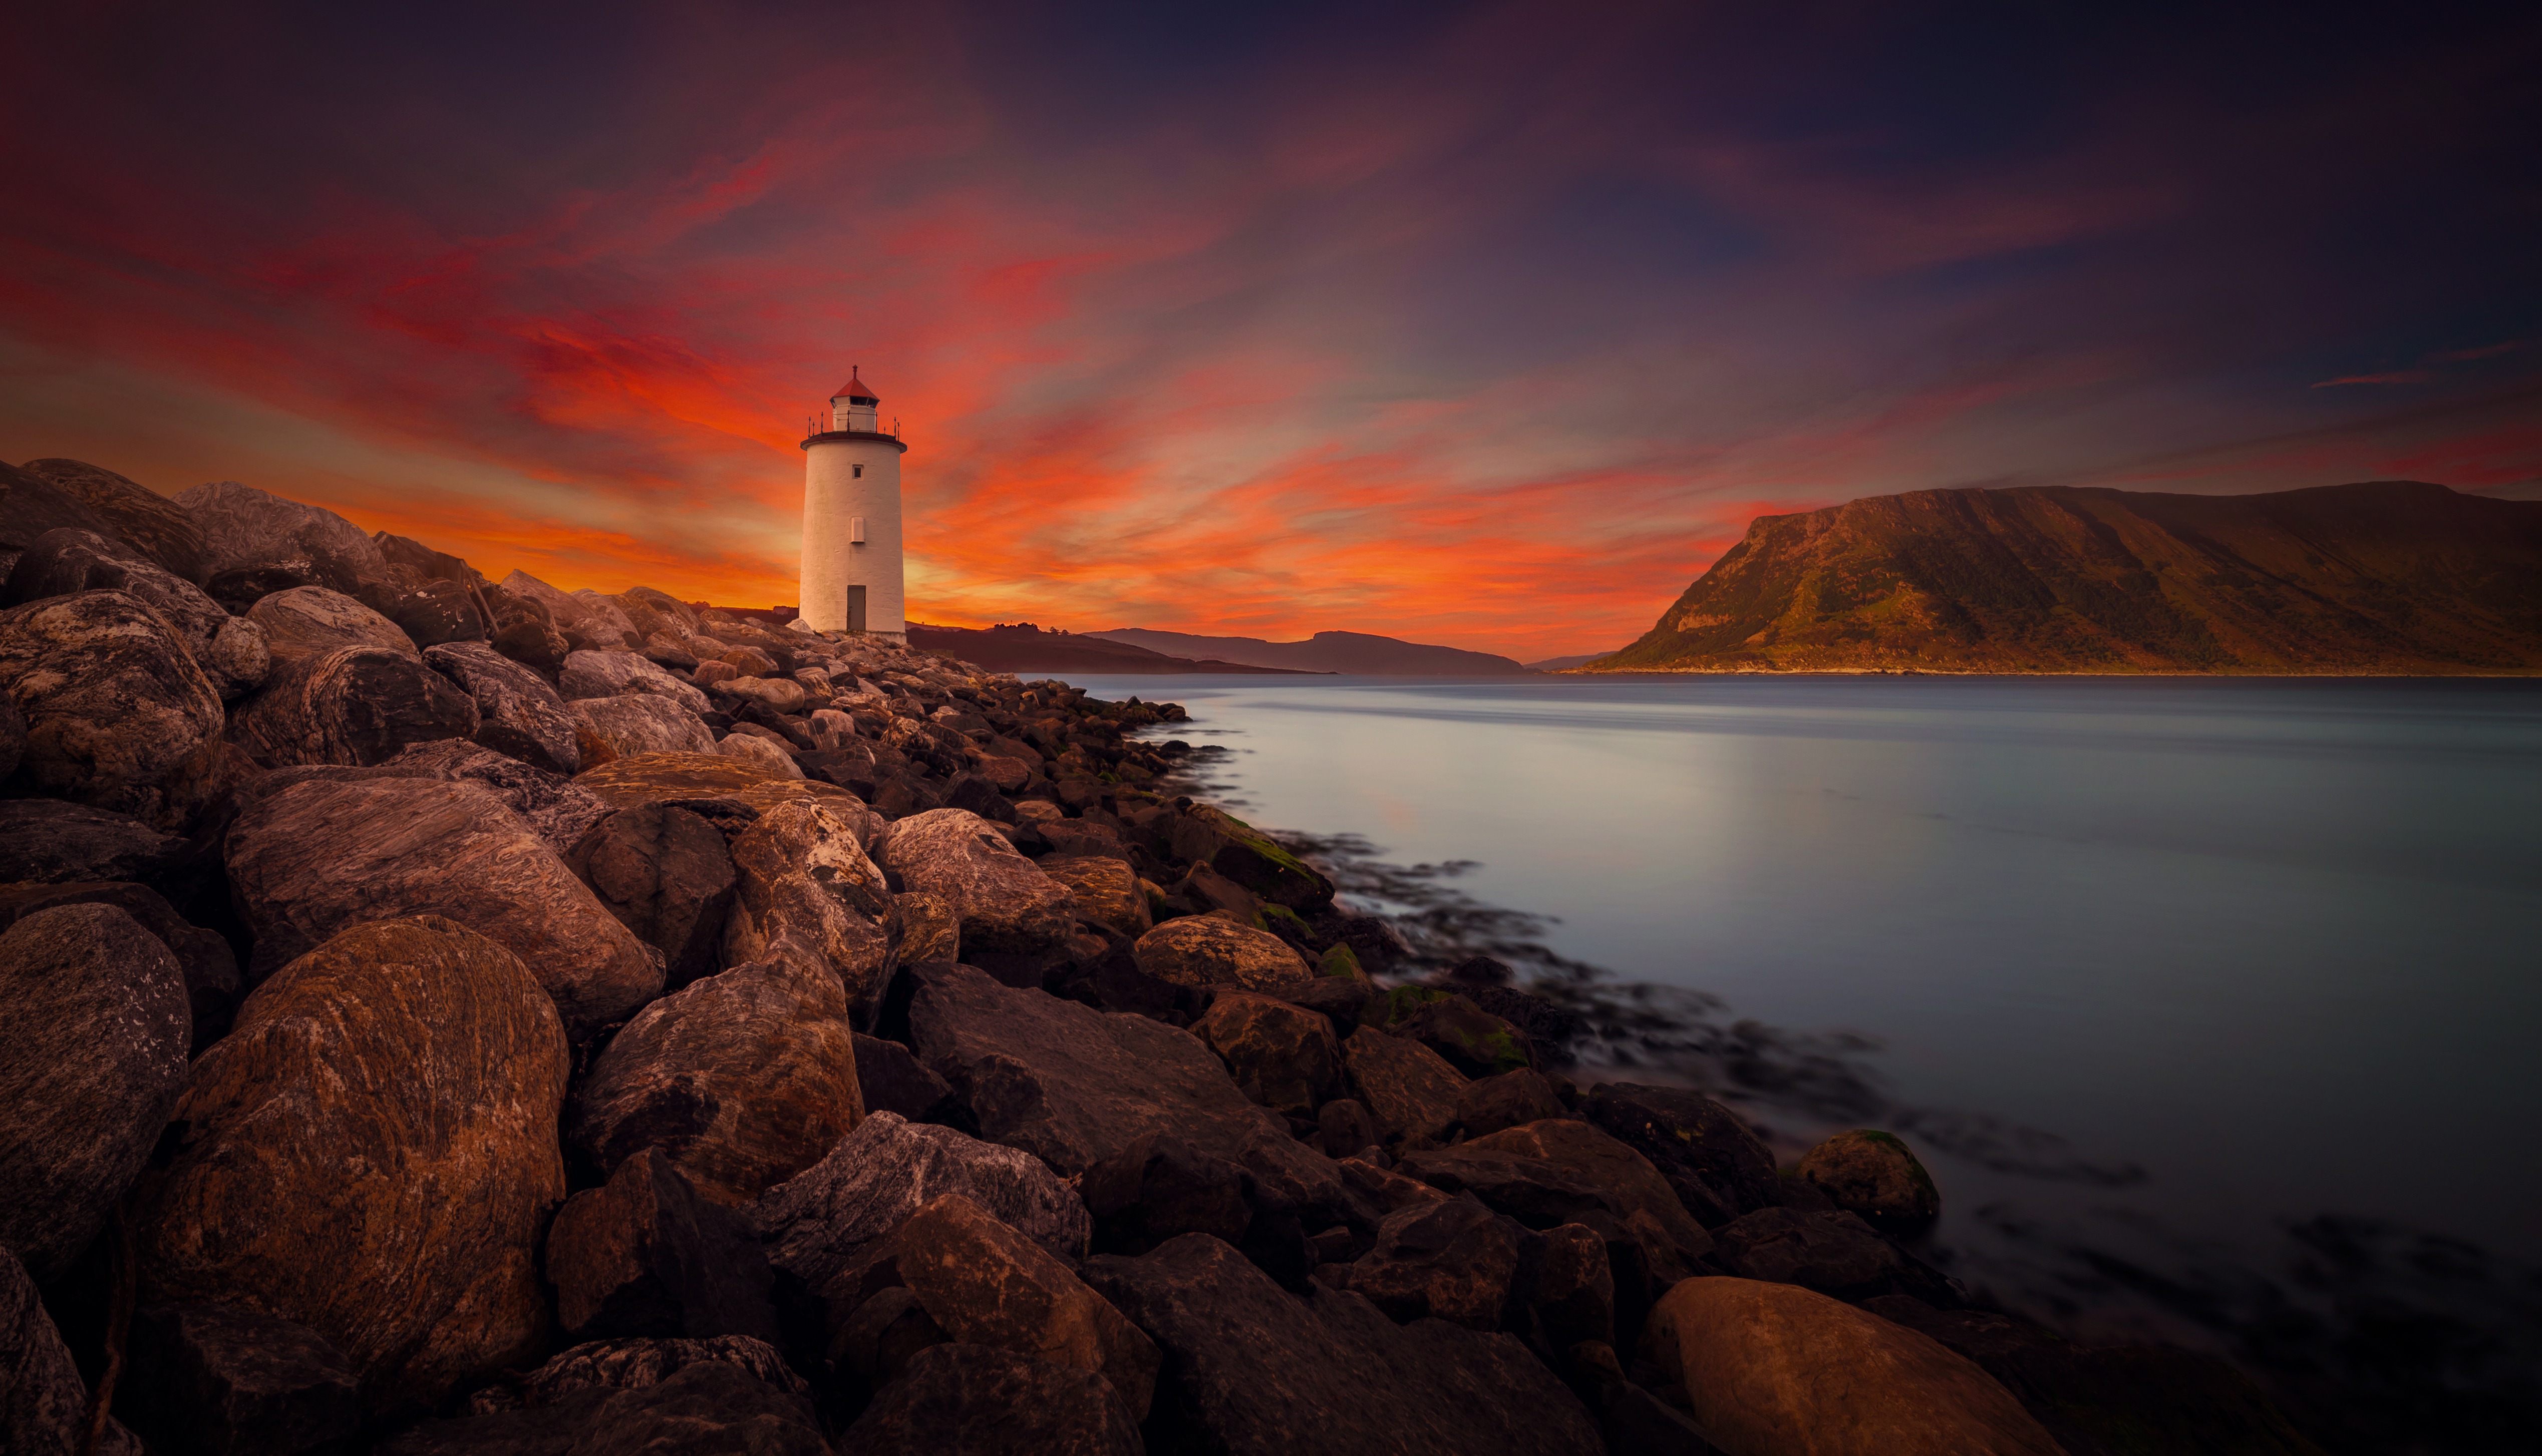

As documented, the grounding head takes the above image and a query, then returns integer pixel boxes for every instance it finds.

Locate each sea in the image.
[1055,671,2542,1415]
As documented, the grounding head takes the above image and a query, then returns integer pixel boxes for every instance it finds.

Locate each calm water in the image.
[1061,672,2542,1320]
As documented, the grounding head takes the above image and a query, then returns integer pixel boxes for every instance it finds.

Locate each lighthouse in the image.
[798,368,909,640]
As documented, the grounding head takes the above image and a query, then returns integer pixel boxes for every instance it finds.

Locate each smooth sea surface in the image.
[1060,672,2542,1327]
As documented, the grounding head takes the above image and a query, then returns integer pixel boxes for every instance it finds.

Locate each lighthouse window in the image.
[851,464,864,478]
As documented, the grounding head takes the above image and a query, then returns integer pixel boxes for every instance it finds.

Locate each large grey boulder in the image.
[0,589,224,816]
[227,645,479,768]
[424,640,579,774]
[246,585,414,668]
[752,1111,1088,1298]
[176,481,384,603]
[0,904,190,1280]
[19,460,208,580]
[0,799,187,884]
[570,694,715,766]
[876,808,1074,955]
[906,962,1344,1216]
[225,775,663,1032]
[1082,1233,1606,1456]
[2,1245,143,1455]
[2,528,266,697]
[560,649,709,713]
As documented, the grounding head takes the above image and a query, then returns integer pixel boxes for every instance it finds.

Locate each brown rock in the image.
[717,731,803,779]
[573,750,872,820]
[568,952,863,1206]
[1797,1129,1942,1233]
[0,589,224,816]
[1516,1222,1616,1354]
[1712,1206,1901,1296]
[545,1146,779,1344]
[117,1303,361,1456]
[568,694,714,766]
[568,803,736,989]
[225,774,663,1033]
[453,1333,805,1416]
[226,646,480,769]
[0,798,187,884]
[894,890,959,964]
[176,482,385,602]
[379,576,488,649]
[1346,1194,1524,1329]
[1079,1133,1254,1256]
[378,738,613,856]
[1641,1276,2063,1455]
[0,881,241,1055]
[0,904,190,1280]
[1339,1023,1467,1147]
[1317,1100,1382,1161]
[1580,1081,1783,1228]
[424,640,580,775]
[2,1243,144,1455]
[3,527,264,697]
[877,808,1074,955]
[132,917,569,1420]
[559,649,710,713]
[1193,991,1341,1119]
[17,458,207,581]
[721,675,809,713]
[1132,914,1312,990]
[724,799,896,1021]
[1457,1068,1569,1139]
[891,1193,1160,1421]
[246,586,414,668]
[1430,1118,1715,1285]
[1037,853,1151,938]
[845,1342,1144,1456]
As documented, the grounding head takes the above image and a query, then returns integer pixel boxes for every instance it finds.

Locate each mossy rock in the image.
[1318,942,1365,981]
[1795,1128,1940,1232]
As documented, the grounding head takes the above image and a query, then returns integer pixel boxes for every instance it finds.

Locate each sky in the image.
[3,2,2536,659]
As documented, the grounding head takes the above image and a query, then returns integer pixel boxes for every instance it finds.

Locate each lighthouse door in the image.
[846,584,867,632]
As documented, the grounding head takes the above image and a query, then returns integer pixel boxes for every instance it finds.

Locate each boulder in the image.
[378,738,613,855]
[853,1033,959,1123]
[876,808,1074,955]
[1317,1100,1382,1161]
[1163,803,1334,909]
[2,1244,143,1456]
[245,586,415,667]
[569,694,715,766]
[1393,992,1537,1078]
[753,1112,1087,1298]
[1457,1068,1569,1139]
[372,530,481,585]
[17,459,207,580]
[486,595,570,677]
[1407,1118,1714,1287]
[1083,1233,1606,1456]
[895,890,959,964]
[905,962,1345,1217]
[1710,1207,1900,1297]
[0,689,19,779]
[1345,1194,1524,1330]
[424,640,580,775]
[225,775,663,1032]
[0,589,224,815]
[1340,1024,1468,1147]
[640,631,698,670]
[717,731,803,779]
[570,591,643,646]
[845,1343,1144,1456]
[226,646,481,768]
[720,676,809,713]
[573,751,877,822]
[1515,1222,1617,1356]
[496,569,583,626]
[1581,1082,1783,1229]
[379,576,487,648]
[1642,1277,2061,1455]
[1797,1129,1942,1233]
[0,458,121,561]
[559,649,709,713]
[454,1334,805,1416]
[2,527,264,697]
[723,799,895,1020]
[1078,1133,1254,1257]
[176,481,385,601]
[386,1359,823,1456]
[1193,991,1341,1119]
[568,952,863,1206]
[132,917,569,1421]
[1133,915,1312,990]
[0,798,186,885]
[117,1304,361,1456]
[567,803,736,989]
[0,904,190,1280]
[545,1147,780,1344]
[0,881,241,1054]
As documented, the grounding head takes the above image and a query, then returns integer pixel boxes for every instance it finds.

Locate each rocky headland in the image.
[1593,481,2542,674]
[0,456,2328,1454]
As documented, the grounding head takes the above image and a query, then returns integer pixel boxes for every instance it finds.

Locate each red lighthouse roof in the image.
[831,368,879,405]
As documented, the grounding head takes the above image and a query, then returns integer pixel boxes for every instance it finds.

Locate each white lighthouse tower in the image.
[798,368,909,640]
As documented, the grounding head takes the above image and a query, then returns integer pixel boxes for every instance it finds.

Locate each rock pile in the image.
[0,461,2320,1454]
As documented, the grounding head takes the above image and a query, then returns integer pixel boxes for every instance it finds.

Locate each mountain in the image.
[1591,481,2542,674]
[1523,653,1610,672]
[1086,627,1527,674]
[905,622,1316,674]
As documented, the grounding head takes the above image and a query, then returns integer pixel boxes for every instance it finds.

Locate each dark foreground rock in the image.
[546,1146,781,1345]
[226,646,479,769]
[846,1343,1145,1455]
[0,798,187,885]
[1083,1232,1605,1456]
[458,1334,806,1416]
[0,881,242,1051]
[1796,1128,1942,1233]
[569,802,737,989]
[2,1244,143,1455]
[118,1303,361,1456]
[424,640,581,774]
[1579,1082,1784,1229]
[386,1358,822,1456]
[0,589,225,815]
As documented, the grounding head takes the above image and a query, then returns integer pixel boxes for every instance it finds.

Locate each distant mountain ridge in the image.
[1087,627,1526,674]
[1592,481,2542,674]
[906,622,1314,674]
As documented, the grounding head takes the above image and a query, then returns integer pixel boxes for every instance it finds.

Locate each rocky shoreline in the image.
[0,458,2326,1454]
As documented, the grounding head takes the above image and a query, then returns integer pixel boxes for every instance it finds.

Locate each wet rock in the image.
[560,649,710,713]
[1394,993,1537,1078]
[380,738,613,854]
[846,1343,1144,1456]
[455,1334,805,1416]
[569,694,715,766]
[0,904,190,1280]
[568,803,736,989]
[905,962,1345,1217]
[1084,1232,1605,1456]
[1413,1118,1714,1286]
[2,1244,144,1456]
[227,646,480,768]
[1133,915,1312,990]
[717,730,803,779]
[876,808,1074,955]
[0,881,241,1053]
[380,576,487,648]
[18,459,208,580]
[853,1033,959,1123]
[246,586,415,668]
[177,481,385,600]
[1346,1194,1524,1329]
[1581,1081,1784,1229]
[226,774,662,1029]
[1080,1133,1254,1256]
[1711,1206,1900,1297]
[1796,1129,1942,1233]
[1193,991,1341,1119]
[133,916,569,1421]
[1458,1068,1570,1139]
[724,799,895,1020]
[1163,803,1335,909]
[0,798,187,884]
[546,1146,780,1344]
[1,589,224,815]
[889,1193,1159,1420]
[2,527,264,696]
[1034,853,1152,937]
[1643,1277,2061,1456]
[894,890,959,964]
[424,640,580,774]
[1340,1024,1468,1148]
[118,1303,361,1456]
[568,951,863,1206]
[753,1111,1088,1298]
